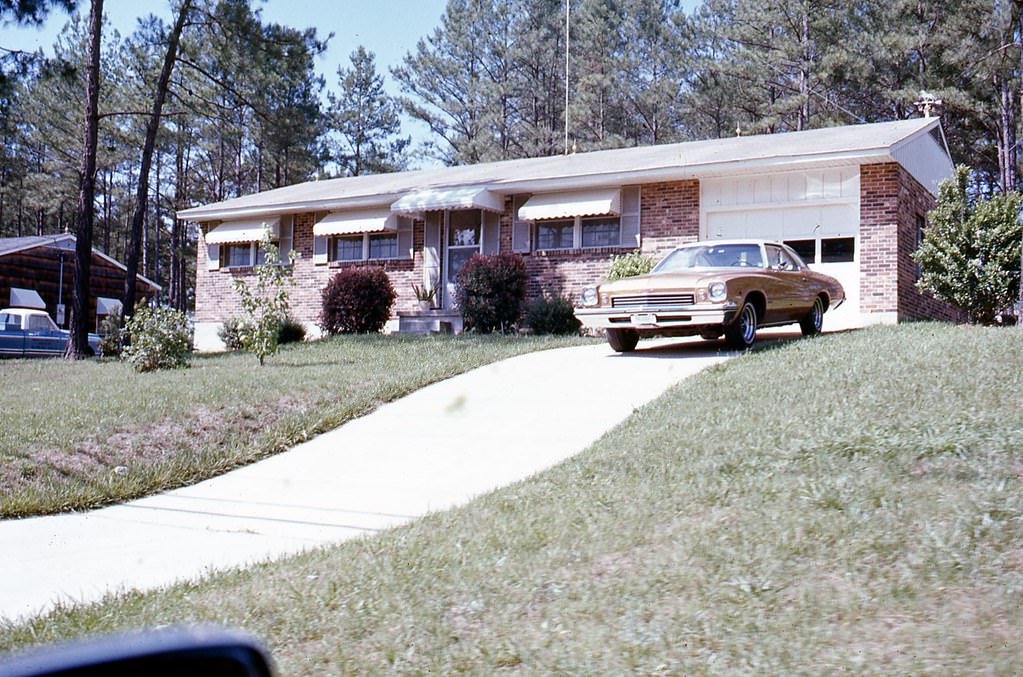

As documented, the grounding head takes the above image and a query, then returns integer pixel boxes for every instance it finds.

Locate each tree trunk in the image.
[122,0,192,324]
[66,0,104,360]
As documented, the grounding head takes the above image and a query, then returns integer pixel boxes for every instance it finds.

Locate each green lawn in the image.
[2,323,1022,674]
[0,334,588,518]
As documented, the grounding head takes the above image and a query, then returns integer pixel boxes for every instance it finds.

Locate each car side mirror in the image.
[0,626,274,677]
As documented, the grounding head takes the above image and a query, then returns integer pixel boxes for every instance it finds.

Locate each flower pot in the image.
[418,300,433,312]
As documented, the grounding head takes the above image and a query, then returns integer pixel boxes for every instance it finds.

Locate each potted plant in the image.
[411,282,437,311]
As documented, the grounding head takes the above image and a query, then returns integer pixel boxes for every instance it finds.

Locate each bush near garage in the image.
[122,306,191,372]
[456,253,528,333]
[606,250,655,280]
[914,165,1023,324]
[525,294,581,335]
[320,267,397,334]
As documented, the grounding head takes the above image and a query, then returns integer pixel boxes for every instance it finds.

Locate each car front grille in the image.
[610,293,696,310]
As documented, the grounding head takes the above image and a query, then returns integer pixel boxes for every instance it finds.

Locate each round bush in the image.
[218,317,246,351]
[456,253,527,333]
[525,295,581,335]
[320,267,397,334]
[122,306,191,372]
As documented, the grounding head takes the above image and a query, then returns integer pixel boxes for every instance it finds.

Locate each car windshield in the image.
[652,244,766,272]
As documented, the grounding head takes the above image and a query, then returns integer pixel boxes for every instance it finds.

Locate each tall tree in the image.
[122,0,192,324]
[328,46,408,176]
[66,0,102,359]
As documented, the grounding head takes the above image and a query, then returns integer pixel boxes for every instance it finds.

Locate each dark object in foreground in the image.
[0,626,274,677]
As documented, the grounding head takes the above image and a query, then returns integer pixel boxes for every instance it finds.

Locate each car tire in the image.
[606,328,639,353]
[84,347,96,357]
[800,295,825,337]
[724,301,757,350]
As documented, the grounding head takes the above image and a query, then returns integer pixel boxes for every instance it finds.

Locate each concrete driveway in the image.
[0,338,739,622]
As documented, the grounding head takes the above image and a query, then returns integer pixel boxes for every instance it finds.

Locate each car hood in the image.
[598,271,732,293]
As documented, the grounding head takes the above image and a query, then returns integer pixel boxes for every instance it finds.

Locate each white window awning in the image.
[96,297,122,315]
[391,185,504,214]
[10,287,45,309]
[518,188,622,221]
[314,209,397,236]
[205,217,281,245]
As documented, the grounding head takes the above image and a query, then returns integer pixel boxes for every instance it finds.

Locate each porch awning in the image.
[96,297,122,315]
[314,209,396,236]
[10,287,45,309]
[205,217,281,245]
[518,188,622,221]
[391,185,504,214]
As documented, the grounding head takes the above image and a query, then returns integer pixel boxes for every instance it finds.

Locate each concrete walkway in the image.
[0,338,733,622]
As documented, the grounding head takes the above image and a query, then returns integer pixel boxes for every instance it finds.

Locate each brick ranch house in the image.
[180,117,956,351]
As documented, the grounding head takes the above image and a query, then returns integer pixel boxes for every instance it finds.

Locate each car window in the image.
[0,313,19,330]
[766,245,797,271]
[654,244,766,272]
[27,314,55,331]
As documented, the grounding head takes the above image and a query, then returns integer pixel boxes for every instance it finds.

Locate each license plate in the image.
[630,313,657,325]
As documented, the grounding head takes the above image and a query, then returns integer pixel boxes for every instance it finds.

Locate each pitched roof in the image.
[0,233,162,291]
[178,118,953,222]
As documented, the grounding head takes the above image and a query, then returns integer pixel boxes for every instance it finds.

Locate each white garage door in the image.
[702,169,861,331]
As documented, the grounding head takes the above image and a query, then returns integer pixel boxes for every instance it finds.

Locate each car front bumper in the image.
[574,302,738,330]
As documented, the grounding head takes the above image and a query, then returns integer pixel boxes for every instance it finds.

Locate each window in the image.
[27,314,55,331]
[536,219,574,250]
[223,241,279,268]
[334,237,363,261]
[0,313,18,330]
[581,216,621,247]
[369,233,399,259]
[784,239,816,264]
[821,237,855,263]
[535,215,622,250]
[330,232,402,262]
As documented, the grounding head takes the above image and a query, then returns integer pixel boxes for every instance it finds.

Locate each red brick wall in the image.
[639,180,701,256]
[859,163,960,321]
[195,212,426,328]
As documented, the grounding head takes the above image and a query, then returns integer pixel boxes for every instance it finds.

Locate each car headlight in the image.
[707,280,727,302]
[581,286,599,307]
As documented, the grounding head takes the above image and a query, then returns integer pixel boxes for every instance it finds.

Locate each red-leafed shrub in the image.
[456,253,528,333]
[320,267,397,334]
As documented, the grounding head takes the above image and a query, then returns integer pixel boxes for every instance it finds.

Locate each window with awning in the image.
[514,187,640,252]
[517,188,622,221]
[205,216,292,271]
[391,185,504,214]
[312,212,414,265]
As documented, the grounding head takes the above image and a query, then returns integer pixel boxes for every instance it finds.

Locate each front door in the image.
[443,210,482,309]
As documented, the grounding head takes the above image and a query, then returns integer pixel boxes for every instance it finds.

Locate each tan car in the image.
[575,240,845,352]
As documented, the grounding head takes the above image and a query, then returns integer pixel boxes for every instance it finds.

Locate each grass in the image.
[2,323,1022,674]
[0,334,589,518]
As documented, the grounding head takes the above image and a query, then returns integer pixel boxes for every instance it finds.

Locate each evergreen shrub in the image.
[525,295,581,335]
[277,317,307,344]
[122,306,191,372]
[456,253,527,333]
[218,317,245,351]
[320,267,397,334]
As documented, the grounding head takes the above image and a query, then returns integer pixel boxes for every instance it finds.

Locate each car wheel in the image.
[800,295,825,337]
[606,328,639,353]
[724,301,757,350]
[84,347,96,357]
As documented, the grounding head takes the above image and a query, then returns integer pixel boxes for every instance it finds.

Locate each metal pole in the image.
[565,0,570,155]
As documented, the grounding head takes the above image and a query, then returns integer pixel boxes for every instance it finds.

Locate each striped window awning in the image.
[391,185,504,214]
[313,209,396,236]
[205,217,281,245]
[518,188,622,221]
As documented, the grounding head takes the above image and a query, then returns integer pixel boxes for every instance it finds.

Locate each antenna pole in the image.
[565,0,570,155]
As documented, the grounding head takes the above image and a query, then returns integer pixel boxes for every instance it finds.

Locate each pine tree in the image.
[328,46,408,176]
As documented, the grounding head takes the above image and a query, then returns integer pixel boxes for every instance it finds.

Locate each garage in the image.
[701,168,861,330]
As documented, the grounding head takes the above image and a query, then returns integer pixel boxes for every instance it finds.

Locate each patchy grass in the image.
[2,323,1022,674]
[0,334,589,518]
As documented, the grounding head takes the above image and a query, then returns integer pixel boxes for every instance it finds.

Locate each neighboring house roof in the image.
[0,233,162,291]
[178,117,954,223]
